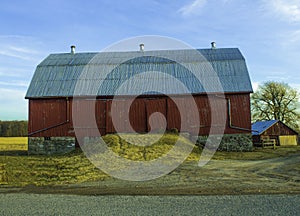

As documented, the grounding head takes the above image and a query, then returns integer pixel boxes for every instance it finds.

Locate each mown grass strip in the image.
[0,137,28,151]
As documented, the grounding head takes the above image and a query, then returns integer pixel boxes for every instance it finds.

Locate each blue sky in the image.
[0,0,300,120]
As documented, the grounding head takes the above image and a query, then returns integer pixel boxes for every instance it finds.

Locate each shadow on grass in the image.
[0,151,28,156]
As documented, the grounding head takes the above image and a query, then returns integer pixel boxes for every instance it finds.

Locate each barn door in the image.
[106,98,147,134]
[167,97,200,134]
[145,98,167,132]
[279,135,298,146]
[96,100,106,135]
[72,99,100,137]
[106,99,128,133]
[129,98,147,133]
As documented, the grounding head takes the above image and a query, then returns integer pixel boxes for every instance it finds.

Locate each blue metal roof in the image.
[251,120,279,135]
[25,48,253,98]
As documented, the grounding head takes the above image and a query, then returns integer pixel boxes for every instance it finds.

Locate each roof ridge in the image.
[48,47,240,55]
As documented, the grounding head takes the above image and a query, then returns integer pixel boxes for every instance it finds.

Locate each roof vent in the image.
[211,42,216,49]
[139,43,144,52]
[70,45,76,54]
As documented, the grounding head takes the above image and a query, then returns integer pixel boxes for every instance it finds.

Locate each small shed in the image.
[252,120,298,146]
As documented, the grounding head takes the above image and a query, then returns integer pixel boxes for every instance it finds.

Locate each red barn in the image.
[26,45,253,154]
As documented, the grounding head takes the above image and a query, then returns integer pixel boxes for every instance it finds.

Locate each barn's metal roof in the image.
[251,120,279,135]
[25,48,253,98]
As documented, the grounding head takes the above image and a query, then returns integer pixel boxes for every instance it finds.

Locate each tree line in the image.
[0,121,28,137]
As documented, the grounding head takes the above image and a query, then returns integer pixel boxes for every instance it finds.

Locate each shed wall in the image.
[260,122,298,136]
[28,93,251,137]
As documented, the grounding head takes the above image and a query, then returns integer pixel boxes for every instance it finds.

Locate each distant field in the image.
[0,137,28,151]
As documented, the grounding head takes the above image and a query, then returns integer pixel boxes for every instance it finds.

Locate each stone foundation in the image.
[196,134,253,152]
[28,134,253,154]
[28,137,75,155]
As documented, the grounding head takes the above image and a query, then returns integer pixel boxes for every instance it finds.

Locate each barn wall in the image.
[71,99,105,137]
[167,94,251,135]
[167,97,200,134]
[225,94,252,134]
[28,98,73,137]
[28,93,251,138]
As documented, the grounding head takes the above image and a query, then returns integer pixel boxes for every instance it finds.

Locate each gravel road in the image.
[0,194,299,216]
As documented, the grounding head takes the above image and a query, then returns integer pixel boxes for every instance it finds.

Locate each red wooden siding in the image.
[106,99,134,133]
[28,93,252,137]
[105,100,114,133]
[195,96,211,135]
[72,99,102,137]
[166,98,181,131]
[145,99,167,132]
[225,94,251,134]
[28,98,71,137]
[129,98,147,133]
[96,100,106,135]
[167,97,200,134]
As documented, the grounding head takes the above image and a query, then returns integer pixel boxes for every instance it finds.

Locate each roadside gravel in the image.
[0,193,299,216]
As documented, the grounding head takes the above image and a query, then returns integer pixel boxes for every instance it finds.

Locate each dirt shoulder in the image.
[1,151,299,196]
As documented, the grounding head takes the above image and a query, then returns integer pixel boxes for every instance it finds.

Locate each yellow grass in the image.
[0,137,28,151]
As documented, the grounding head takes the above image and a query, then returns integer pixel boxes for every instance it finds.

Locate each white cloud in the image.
[178,0,207,16]
[251,82,260,92]
[281,30,300,47]
[0,49,33,61]
[8,45,39,55]
[0,88,27,120]
[0,45,40,61]
[290,30,300,42]
[0,35,42,120]
[0,35,44,61]
[0,67,32,78]
[0,81,28,88]
[264,0,300,23]
[290,83,300,92]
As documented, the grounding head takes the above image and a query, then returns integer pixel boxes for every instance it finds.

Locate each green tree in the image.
[251,81,300,131]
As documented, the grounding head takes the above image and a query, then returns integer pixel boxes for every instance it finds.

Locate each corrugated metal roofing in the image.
[25,48,253,98]
[251,120,279,135]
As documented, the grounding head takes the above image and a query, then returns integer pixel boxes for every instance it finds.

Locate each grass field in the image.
[0,133,299,188]
[0,137,28,151]
[0,133,200,186]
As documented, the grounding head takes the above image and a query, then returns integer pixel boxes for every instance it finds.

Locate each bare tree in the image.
[251,81,300,131]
